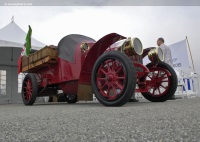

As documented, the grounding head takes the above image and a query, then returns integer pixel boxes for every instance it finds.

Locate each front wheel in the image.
[22,73,38,105]
[92,51,136,106]
[141,62,177,102]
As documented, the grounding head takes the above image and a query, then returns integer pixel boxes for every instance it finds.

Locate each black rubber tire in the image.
[65,94,77,104]
[141,62,178,102]
[22,73,38,105]
[92,51,136,106]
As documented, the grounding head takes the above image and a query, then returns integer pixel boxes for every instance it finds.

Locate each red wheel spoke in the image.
[106,62,111,72]
[152,88,156,95]
[116,77,125,80]
[160,84,167,89]
[160,76,168,80]
[156,71,160,77]
[112,61,117,71]
[116,66,122,74]
[161,80,169,82]
[28,80,31,85]
[25,82,29,86]
[152,72,155,78]
[115,82,123,90]
[100,68,107,75]
[112,85,117,97]
[99,82,108,90]
[148,75,153,79]
[97,77,106,81]
[107,85,111,95]
[158,87,161,94]
[160,72,166,78]
[107,85,117,100]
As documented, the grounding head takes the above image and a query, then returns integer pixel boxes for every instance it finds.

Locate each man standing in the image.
[157,37,175,100]
[157,38,173,67]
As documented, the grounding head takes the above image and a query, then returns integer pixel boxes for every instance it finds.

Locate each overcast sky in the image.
[0,6,200,71]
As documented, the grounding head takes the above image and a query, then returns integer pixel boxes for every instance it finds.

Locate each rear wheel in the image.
[22,73,38,105]
[65,94,77,104]
[92,51,136,106]
[141,62,177,102]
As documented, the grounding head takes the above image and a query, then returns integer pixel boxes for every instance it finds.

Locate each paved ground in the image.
[0,98,200,142]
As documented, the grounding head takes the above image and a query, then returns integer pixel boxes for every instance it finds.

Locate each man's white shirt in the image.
[159,43,173,67]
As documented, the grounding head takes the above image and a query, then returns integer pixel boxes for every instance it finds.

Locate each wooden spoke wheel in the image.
[92,51,136,106]
[141,62,178,102]
[22,73,38,105]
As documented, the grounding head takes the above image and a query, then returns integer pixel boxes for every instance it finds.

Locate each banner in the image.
[168,39,191,68]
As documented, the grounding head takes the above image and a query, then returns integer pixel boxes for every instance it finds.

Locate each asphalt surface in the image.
[0,98,200,142]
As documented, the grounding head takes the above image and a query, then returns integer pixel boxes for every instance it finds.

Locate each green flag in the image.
[25,25,32,56]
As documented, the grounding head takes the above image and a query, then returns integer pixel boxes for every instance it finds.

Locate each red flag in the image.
[17,25,32,74]
[17,46,26,74]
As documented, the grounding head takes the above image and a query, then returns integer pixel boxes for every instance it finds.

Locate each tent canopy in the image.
[0,21,45,49]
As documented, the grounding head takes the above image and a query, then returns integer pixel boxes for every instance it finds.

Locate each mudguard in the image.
[77,33,126,101]
[142,47,156,58]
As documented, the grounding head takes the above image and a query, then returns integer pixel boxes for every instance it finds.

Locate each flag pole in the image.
[186,36,195,71]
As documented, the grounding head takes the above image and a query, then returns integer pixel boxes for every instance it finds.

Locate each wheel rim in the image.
[23,79,33,102]
[96,58,127,101]
[146,67,171,97]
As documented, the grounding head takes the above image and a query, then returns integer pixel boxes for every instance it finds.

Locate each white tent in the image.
[0,21,45,104]
[0,21,45,49]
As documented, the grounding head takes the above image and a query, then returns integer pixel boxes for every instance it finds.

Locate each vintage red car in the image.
[20,33,177,106]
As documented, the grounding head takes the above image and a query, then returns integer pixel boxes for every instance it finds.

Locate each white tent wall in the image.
[0,47,22,103]
[0,21,45,104]
[0,47,21,66]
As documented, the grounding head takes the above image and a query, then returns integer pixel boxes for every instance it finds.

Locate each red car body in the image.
[20,33,177,106]
[34,33,128,101]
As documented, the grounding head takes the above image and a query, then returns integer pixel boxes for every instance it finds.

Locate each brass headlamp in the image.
[148,47,164,62]
[80,42,90,52]
[122,38,143,56]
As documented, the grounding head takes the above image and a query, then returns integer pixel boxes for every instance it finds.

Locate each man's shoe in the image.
[169,96,176,100]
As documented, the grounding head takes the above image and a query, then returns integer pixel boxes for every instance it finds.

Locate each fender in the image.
[77,33,126,101]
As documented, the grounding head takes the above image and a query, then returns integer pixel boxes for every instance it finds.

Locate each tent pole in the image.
[186,36,195,71]
[11,47,13,61]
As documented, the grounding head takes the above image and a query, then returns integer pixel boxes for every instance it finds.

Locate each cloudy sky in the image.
[0,6,200,71]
